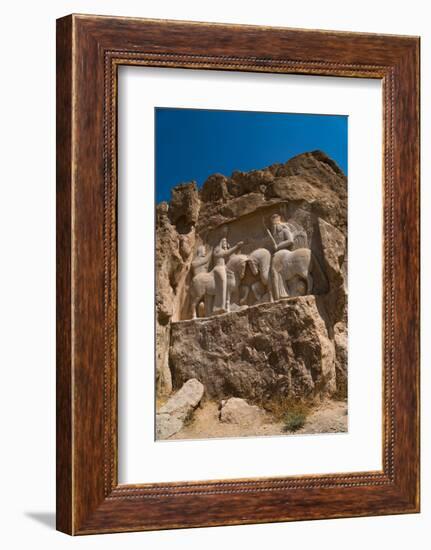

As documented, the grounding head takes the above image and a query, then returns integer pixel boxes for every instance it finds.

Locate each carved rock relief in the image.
[155,151,347,400]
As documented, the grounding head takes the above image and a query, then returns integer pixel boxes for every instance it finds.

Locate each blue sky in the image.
[155,108,347,204]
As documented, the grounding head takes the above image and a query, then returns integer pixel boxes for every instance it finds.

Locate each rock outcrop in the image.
[170,296,336,402]
[196,150,347,235]
[156,379,204,439]
[155,183,201,395]
[155,150,348,402]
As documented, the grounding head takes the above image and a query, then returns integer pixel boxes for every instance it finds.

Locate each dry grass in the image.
[169,398,347,440]
[255,394,313,432]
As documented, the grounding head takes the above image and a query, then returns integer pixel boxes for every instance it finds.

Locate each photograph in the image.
[155,107,348,441]
[0,1,423,545]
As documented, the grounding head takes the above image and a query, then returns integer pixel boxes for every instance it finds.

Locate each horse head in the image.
[226,253,249,280]
[248,256,259,276]
[248,248,271,280]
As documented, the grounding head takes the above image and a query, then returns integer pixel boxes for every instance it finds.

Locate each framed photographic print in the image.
[56,14,420,534]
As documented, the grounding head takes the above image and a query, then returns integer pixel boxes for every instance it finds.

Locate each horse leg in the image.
[271,267,280,301]
[306,274,313,294]
[251,281,265,303]
[261,274,273,302]
[268,284,274,302]
[283,277,291,298]
[204,294,214,317]
[221,277,227,312]
[274,269,289,298]
[191,296,201,319]
[239,285,250,305]
[227,274,239,313]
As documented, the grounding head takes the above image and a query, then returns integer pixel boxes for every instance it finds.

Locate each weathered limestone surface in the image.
[155,151,348,400]
[197,150,347,235]
[170,296,336,402]
[334,321,348,395]
[155,183,201,395]
[156,379,204,439]
[317,218,347,326]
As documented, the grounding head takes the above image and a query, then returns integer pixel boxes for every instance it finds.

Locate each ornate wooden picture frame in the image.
[56,14,420,535]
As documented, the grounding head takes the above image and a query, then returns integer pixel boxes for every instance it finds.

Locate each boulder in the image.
[220,398,267,426]
[169,296,336,402]
[155,414,183,440]
[156,379,204,439]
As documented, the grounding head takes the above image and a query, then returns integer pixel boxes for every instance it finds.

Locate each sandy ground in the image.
[170,399,348,441]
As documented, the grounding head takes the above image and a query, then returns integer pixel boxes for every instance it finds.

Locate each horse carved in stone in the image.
[190,254,248,319]
[270,248,325,300]
[239,248,273,305]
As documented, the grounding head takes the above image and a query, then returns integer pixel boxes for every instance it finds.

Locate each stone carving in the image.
[155,151,348,408]
[265,213,308,251]
[212,237,244,313]
[191,244,212,276]
[239,248,273,304]
[271,248,324,300]
[188,212,315,318]
[190,243,247,319]
[266,212,294,251]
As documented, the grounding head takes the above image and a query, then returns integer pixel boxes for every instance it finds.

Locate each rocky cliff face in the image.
[155,151,347,400]
[170,296,336,402]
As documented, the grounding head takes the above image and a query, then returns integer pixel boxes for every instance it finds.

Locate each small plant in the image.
[282,410,307,433]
